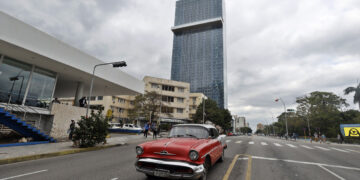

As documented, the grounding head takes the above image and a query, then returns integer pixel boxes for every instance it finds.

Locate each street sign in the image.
[340,124,360,137]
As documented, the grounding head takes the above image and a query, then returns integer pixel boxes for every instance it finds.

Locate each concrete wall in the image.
[49,103,89,139]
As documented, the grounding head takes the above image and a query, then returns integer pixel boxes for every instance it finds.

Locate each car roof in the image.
[174,124,215,129]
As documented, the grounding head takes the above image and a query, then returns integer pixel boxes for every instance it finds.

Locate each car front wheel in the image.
[199,157,210,180]
[219,149,225,162]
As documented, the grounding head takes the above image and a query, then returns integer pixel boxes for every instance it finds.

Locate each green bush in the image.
[73,110,110,148]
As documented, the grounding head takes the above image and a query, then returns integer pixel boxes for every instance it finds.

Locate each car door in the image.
[209,128,221,164]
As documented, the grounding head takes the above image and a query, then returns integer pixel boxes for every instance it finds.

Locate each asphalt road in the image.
[0,136,360,180]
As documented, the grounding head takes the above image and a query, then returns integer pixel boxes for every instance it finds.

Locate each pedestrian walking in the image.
[144,122,150,138]
[337,134,342,144]
[152,123,158,139]
[321,134,326,143]
[314,132,318,142]
[79,97,87,107]
[68,120,75,140]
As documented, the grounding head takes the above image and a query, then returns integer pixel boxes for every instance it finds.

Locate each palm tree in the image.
[344,82,360,110]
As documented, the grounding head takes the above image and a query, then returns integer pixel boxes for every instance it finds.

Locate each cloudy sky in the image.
[1,0,360,130]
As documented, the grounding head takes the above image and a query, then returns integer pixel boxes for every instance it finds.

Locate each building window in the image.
[162,96,174,102]
[177,97,184,103]
[177,108,184,113]
[118,98,125,103]
[161,106,173,113]
[130,101,134,105]
[112,96,116,102]
[162,85,175,92]
[192,97,197,102]
[151,83,160,89]
[118,108,124,114]
[90,96,96,101]
[178,87,185,92]
[97,96,103,101]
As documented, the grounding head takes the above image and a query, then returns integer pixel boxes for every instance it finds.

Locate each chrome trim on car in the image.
[201,146,219,159]
[135,158,204,180]
[154,150,176,156]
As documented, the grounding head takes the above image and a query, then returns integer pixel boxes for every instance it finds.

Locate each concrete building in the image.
[0,11,143,140]
[257,123,265,131]
[189,93,207,120]
[232,115,247,132]
[171,0,227,109]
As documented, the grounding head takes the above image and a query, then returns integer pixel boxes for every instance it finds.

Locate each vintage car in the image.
[135,124,227,179]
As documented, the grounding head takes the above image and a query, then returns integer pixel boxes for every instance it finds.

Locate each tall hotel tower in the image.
[171,0,227,109]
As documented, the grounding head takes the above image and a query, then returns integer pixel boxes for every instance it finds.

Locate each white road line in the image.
[301,145,314,149]
[249,141,254,144]
[345,149,360,153]
[274,143,282,147]
[110,178,119,180]
[286,144,297,148]
[314,146,330,151]
[318,165,345,180]
[330,148,349,153]
[241,156,360,171]
[0,169,48,180]
[261,142,268,146]
[225,140,231,143]
[235,141,242,144]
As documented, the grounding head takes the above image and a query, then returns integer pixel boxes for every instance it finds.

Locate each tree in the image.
[128,91,170,123]
[344,82,360,110]
[240,127,252,134]
[73,110,110,148]
[192,98,232,131]
[295,91,348,137]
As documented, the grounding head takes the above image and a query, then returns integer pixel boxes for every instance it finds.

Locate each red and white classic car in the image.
[135,124,227,179]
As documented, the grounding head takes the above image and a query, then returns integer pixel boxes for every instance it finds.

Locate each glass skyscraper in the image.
[171,0,227,108]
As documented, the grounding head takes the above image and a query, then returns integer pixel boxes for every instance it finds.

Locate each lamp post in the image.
[86,61,127,117]
[202,96,207,124]
[275,97,288,137]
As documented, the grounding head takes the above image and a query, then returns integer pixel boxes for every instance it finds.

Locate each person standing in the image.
[144,123,150,138]
[321,134,326,143]
[69,120,75,140]
[337,134,341,144]
[314,132,318,142]
[152,123,158,139]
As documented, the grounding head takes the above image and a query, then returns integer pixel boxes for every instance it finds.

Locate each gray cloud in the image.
[1,0,360,131]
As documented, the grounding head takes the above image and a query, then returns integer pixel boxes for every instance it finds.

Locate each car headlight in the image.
[189,150,199,161]
[136,146,144,155]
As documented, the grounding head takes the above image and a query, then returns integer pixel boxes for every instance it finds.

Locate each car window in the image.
[169,126,209,139]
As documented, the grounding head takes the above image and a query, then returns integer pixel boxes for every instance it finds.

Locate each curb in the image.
[0,143,126,165]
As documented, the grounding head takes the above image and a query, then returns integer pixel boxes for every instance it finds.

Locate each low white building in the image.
[0,11,143,140]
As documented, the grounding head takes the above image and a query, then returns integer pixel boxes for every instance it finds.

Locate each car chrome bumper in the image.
[135,158,204,179]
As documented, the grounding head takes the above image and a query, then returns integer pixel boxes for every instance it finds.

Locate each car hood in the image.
[139,138,208,162]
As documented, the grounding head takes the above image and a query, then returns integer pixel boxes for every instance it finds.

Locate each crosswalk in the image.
[224,139,360,154]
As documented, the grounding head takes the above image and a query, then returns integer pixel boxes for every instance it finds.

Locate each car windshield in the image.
[168,126,209,139]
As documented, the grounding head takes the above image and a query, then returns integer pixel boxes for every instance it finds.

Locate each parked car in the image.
[135,124,227,180]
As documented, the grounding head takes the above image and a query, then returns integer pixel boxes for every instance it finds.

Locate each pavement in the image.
[0,135,359,180]
[0,133,149,163]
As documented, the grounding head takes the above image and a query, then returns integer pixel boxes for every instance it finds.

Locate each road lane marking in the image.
[345,149,360,153]
[318,165,345,180]
[235,141,242,144]
[110,178,118,180]
[238,156,360,171]
[330,148,349,153]
[274,143,282,147]
[226,140,231,143]
[248,141,254,144]
[246,155,252,180]
[314,146,330,151]
[286,144,297,148]
[222,154,239,180]
[0,169,48,180]
[261,142,268,146]
[301,145,314,149]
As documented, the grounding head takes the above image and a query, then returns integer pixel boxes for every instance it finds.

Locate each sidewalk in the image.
[0,134,148,164]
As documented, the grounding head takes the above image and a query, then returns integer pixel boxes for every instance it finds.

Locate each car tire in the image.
[199,157,210,180]
[146,174,155,179]
[219,149,225,162]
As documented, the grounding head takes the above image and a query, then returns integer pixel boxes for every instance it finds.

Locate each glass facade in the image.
[171,0,227,108]
[0,54,57,108]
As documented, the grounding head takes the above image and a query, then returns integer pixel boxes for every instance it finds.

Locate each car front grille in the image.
[136,161,194,174]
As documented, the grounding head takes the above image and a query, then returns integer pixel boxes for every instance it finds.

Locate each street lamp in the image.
[275,97,288,138]
[202,96,208,124]
[86,61,127,117]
